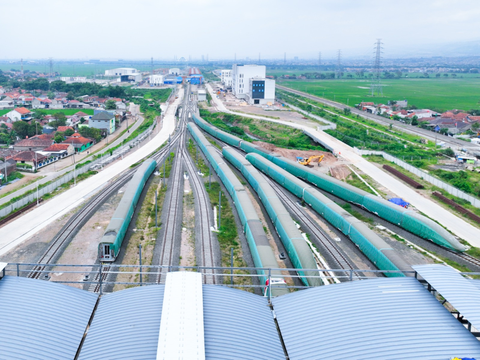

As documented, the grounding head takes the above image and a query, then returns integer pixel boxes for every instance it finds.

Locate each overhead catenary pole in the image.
[218,191,222,230]
[155,190,158,227]
[139,244,142,286]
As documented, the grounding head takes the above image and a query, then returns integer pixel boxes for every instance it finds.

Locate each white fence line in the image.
[0,120,156,219]
[355,148,480,209]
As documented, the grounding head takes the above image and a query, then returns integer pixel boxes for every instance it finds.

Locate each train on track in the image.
[192,113,466,253]
[187,122,288,295]
[99,159,157,262]
[223,147,322,286]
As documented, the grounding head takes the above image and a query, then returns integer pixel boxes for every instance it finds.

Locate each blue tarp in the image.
[388,197,409,207]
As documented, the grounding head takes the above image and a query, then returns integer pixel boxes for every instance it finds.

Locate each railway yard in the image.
[1,77,480,294]
[2,75,480,359]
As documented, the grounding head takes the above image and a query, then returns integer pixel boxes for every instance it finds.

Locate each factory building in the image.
[168,68,181,75]
[104,68,138,76]
[220,69,232,88]
[197,89,207,102]
[232,64,275,105]
[245,77,275,105]
[149,75,165,86]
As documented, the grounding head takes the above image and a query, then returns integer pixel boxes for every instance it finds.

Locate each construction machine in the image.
[296,155,325,166]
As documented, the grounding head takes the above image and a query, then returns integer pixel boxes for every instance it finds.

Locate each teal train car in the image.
[99,159,157,261]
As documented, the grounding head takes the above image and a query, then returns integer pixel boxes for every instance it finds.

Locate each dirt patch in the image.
[254,141,337,166]
[330,165,352,181]
[180,180,195,267]
[49,184,126,288]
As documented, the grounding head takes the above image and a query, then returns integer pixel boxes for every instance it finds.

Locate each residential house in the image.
[62,133,94,153]
[50,99,64,109]
[65,100,86,109]
[13,136,53,151]
[32,98,52,109]
[6,107,32,122]
[0,96,14,110]
[0,86,5,95]
[74,111,91,120]
[115,102,127,110]
[39,143,75,159]
[90,111,115,134]
[57,126,74,133]
[426,118,471,134]
[0,159,17,180]
[11,151,48,170]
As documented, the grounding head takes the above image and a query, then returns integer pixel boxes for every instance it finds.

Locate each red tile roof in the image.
[14,138,53,148]
[13,151,47,163]
[43,144,71,151]
[62,136,92,145]
[74,111,89,117]
[34,133,55,140]
[15,107,31,115]
[57,126,74,133]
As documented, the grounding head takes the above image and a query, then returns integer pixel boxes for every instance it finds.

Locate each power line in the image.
[371,38,383,96]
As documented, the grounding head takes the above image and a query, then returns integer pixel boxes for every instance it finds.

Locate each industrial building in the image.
[104,68,138,76]
[220,69,232,88]
[1,266,480,359]
[197,89,207,102]
[168,68,181,75]
[232,64,275,105]
[149,74,165,86]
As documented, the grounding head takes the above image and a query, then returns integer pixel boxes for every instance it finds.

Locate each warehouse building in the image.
[1,265,480,359]
[104,68,138,76]
[232,64,275,105]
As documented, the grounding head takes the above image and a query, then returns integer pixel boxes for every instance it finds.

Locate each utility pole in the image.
[155,190,158,227]
[218,191,222,230]
[371,39,383,96]
[139,244,142,286]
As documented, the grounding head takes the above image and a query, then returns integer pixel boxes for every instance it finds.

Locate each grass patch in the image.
[1,171,24,185]
[340,202,374,225]
[159,152,175,178]
[187,139,209,175]
[344,173,376,195]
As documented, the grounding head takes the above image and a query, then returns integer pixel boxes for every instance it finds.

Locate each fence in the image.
[283,102,336,130]
[0,118,157,220]
[356,148,480,209]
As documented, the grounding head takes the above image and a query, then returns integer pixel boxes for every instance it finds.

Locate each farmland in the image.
[277,77,480,112]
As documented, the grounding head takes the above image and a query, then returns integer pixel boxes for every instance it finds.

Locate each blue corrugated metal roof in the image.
[414,264,480,331]
[0,276,98,360]
[203,285,285,360]
[272,277,480,360]
[79,285,165,360]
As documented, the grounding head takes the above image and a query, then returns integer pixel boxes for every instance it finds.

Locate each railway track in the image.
[27,117,183,281]
[182,140,217,284]
[263,175,360,279]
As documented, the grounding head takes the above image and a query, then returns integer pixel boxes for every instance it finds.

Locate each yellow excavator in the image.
[297,155,325,166]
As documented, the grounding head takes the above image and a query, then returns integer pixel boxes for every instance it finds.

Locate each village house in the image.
[90,111,116,134]
[62,133,94,153]
[6,107,32,122]
[13,135,54,151]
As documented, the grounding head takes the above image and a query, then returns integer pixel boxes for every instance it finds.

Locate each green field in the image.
[277,78,480,112]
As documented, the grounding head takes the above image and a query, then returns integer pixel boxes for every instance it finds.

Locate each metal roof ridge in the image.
[156,272,205,360]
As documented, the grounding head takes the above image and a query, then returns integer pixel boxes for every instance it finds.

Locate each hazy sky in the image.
[2,0,480,60]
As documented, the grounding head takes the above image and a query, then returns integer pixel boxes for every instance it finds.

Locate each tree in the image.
[80,117,86,124]
[54,133,64,143]
[47,91,55,99]
[472,122,480,132]
[64,128,75,136]
[12,121,29,138]
[440,128,449,135]
[411,115,419,126]
[343,108,351,115]
[105,100,117,110]
[436,73,441,78]
[79,126,102,142]
[67,92,75,100]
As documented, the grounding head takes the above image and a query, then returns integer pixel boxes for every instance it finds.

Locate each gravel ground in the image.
[180,180,196,268]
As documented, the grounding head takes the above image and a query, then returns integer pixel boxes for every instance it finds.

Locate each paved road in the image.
[0,104,144,207]
[205,84,480,247]
[0,91,183,257]
[277,84,480,153]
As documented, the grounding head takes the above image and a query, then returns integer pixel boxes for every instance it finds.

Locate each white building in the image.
[169,68,181,75]
[220,70,232,88]
[197,89,207,102]
[105,68,138,76]
[231,65,275,105]
[245,78,276,105]
[60,77,87,83]
[232,64,266,100]
[149,75,165,86]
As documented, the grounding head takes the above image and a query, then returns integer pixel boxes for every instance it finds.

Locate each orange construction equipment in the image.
[297,155,324,166]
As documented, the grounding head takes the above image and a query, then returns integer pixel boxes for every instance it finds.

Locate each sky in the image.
[1,0,480,60]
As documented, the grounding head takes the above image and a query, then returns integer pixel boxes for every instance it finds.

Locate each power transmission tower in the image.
[21,58,24,79]
[49,58,54,80]
[151,57,154,74]
[318,52,321,67]
[336,50,342,79]
[284,52,286,65]
[371,39,383,96]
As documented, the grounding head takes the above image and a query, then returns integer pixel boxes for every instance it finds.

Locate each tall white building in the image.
[232,65,275,105]
[220,69,232,88]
